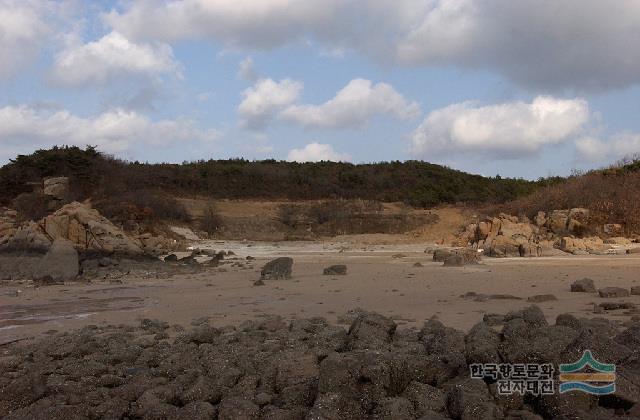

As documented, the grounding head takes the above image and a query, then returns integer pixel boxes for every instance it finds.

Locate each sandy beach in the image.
[3,240,639,345]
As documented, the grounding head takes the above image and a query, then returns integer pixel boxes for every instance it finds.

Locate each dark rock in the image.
[347,311,396,350]
[260,257,293,280]
[599,287,630,298]
[33,239,79,282]
[555,313,582,331]
[217,397,259,420]
[323,264,347,275]
[571,278,596,293]
[465,322,500,365]
[253,279,265,286]
[164,253,178,262]
[307,392,365,419]
[482,313,505,326]
[402,381,447,415]
[527,294,557,303]
[443,255,464,267]
[432,249,452,262]
[599,302,635,311]
[373,397,415,419]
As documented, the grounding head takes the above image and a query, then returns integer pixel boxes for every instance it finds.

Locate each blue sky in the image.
[1,0,640,179]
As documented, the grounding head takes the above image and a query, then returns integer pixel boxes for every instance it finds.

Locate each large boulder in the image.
[33,239,79,282]
[547,210,569,234]
[41,202,143,255]
[43,177,69,200]
[260,257,293,280]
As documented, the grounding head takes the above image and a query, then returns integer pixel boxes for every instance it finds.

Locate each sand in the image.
[2,240,640,345]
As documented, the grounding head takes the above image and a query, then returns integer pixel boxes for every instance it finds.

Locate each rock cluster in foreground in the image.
[1,307,639,419]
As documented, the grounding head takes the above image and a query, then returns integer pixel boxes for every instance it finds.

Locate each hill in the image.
[0,146,550,211]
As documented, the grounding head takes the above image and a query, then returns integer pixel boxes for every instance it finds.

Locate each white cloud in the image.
[237,57,257,81]
[576,133,640,163]
[105,0,343,49]
[0,0,53,79]
[105,0,640,91]
[50,31,180,86]
[281,79,420,129]
[0,105,220,162]
[409,96,590,159]
[287,142,350,162]
[238,78,303,129]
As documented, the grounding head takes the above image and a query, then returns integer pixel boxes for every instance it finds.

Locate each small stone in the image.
[571,278,596,293]
[527,294,558,303]
[323,265,347,275]
[598,287,630,298]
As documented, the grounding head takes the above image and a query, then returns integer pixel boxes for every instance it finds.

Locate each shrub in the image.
[13,192,48,221]
[200,203,222,236]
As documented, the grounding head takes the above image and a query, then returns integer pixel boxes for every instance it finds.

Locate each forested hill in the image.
[0,146,558,207]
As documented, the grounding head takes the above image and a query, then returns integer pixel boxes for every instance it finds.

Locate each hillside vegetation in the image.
[0,146,547,210]
[496,159,640,235]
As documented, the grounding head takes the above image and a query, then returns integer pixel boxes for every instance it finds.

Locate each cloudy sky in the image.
[1,0,640,178]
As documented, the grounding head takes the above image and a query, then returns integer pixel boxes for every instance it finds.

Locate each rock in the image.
[253,279,265,286]
[465,322,500,365]
[547,210,569,234]
[482,313,505,326]
[323,264,347,275]
[373,397,415,419]
[432,249,452,262]
[527,294,557,303]
[43,177,69,200]
[631,286,640,295]
[598,287,630,298]
[571,278,596,293]
[217,397,259,420]
[413,262,424,267]
[32,239,79,282]
[443,255,464,267]
[603,236,632,245]
[555,313,582,331]
[598,302,635,310]
[347,311,396,350]
[260,257,293,280]
[307,392,365,419]
[41,202,143,255]
[164,254,178,262]
[402,381,447,415]
[504,305,548,328]
[534,211,547,227]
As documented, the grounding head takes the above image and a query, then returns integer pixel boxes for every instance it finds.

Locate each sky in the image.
[1,0,640,179]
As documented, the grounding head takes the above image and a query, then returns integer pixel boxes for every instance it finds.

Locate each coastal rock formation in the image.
[1,308,637,419]
[0,202,177,257]
[457,209,635,257]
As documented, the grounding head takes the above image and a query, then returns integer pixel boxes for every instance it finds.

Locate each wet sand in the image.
[2,241,640,344]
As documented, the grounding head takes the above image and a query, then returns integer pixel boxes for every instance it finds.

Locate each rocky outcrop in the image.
[1,202,178,256]
[43,177,69,200]
[32,239,79,283]
[1,308,639,419]
[457,208,634,257]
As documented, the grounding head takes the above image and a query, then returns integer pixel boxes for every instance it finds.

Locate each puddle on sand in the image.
[0,297,145,329]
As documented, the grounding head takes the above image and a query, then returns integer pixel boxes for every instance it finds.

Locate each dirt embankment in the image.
[177,198,465,242]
